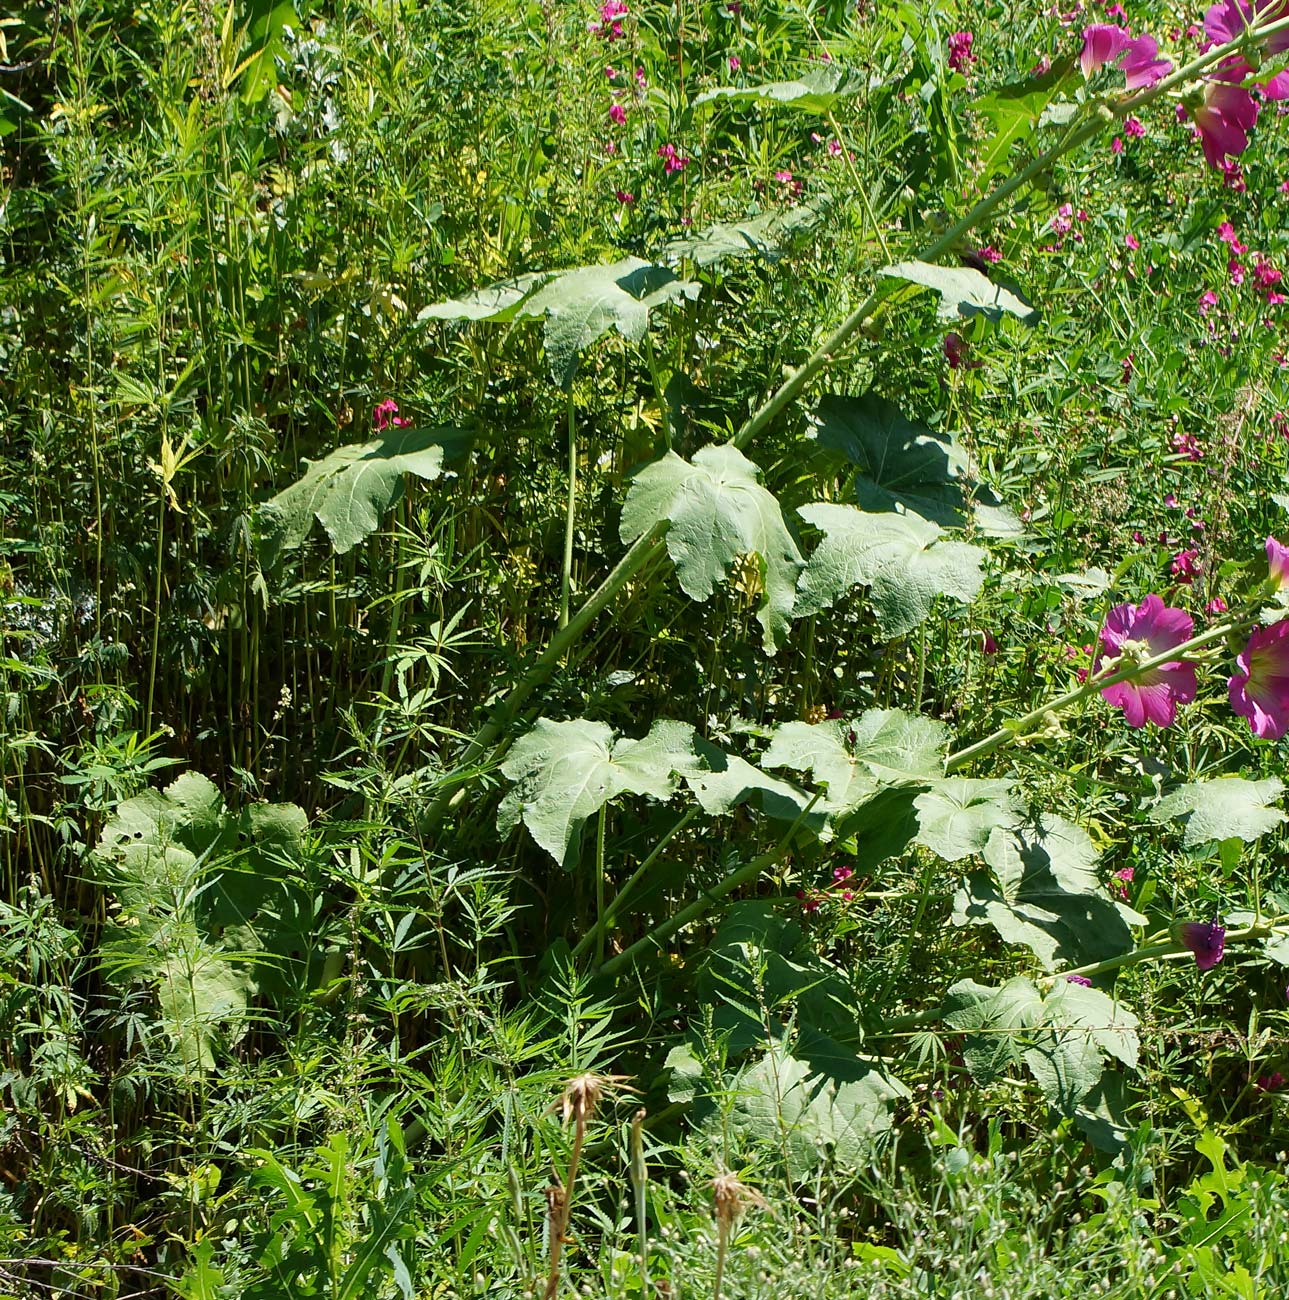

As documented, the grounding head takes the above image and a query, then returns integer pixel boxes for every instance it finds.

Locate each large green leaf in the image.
[806,393,1018,534]
[658,204,825,269]
[795,502,986,636]
[619,445,804,654]
[497,718,698,867]
[238,0,298,103]
[880,260,1039,325]
[261,426,453,556]
[943,976,1138,1115]
[972,63,1072,178]
[93,775,323,1061]
[1149,778,1286,849]
[694,65,868,113]
[913,778,1019,862]
[684,738,818,825]
[724,1039,906,1178]
[760,710,948,828]
[420,258,699,389]
[951,815,1139,969]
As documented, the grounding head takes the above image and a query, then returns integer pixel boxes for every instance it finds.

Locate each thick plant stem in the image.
[559,395,577,631]
[421,21,1287,833]
[945,615,1253,773]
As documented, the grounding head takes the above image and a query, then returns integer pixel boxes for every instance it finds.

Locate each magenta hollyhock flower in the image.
[1178,921,1226,971]
[1080,24,1173,88]
[1094,595,1198,728]
[1229,619,1289,737]
[1205,0,1289,56]
[1267,536,1289,587]
[1192,62,1261,167]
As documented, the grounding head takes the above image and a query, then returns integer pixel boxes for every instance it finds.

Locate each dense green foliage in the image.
[4,0,1289,1296]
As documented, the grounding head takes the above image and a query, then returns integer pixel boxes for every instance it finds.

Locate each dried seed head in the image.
[712,1172,767,1228]
[556,1072,634,1126]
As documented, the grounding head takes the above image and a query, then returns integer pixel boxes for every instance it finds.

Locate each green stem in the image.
[572,806,698,963]
[597,795,820,977]
[594,804,608,967]
[145,494,165,735]
[944,614,1256,773]
[560,394,577,631]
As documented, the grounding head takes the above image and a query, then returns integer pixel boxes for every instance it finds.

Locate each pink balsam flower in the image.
[1229,619,1289,737]
[1094,595,1198,727]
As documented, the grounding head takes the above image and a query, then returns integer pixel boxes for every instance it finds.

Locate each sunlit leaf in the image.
[620,444,804,653]
[796,503,986,636]
[913,778,1019,862]
[880,260,1039,325]
[693,65,868,113]
[498,718,698,867]
[1149,777,1286,848]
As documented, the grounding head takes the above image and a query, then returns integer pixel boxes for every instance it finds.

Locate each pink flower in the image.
[1218,221,1247,252]
[948,30,975,72]
[1204,0,1289,57]
[1229,619,1289,737]
[609,103,627,125]
[1124,115,1146,136]
[1066,974,1093,986]
[1199,289,1220,314]
[1125,232,1139,249]
[1094,595,1198,728]
[657,143,688,173]
[774,169,793,183]
[1172,430,1204,460]
[373,399,411,431]
[615,190,635,204]
[1080,23,1173,88]
[729,55,741,70]
[1170,547,1201,583]
[1267,536,1289,587]
[1110,866,1134,900]
[1178,921,1226,971]
[1112,136,1124,153]
[976,245,1002,263]
[1192,63,1260,168]
[1254,258,1283,289]
[1207,596,1229,615]
[1256,1071,1286,1091]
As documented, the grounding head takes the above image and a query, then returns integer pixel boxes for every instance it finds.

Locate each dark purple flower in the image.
[1178,921,1226,971]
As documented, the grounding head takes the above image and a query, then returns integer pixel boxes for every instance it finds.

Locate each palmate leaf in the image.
[795,502,986,637]
[498,718,698,867]
[913,778,1019,862]
[943,976,1138,1116]
[760,710,948,830]
[806,392,1019,535]
[951,815,1140,970]
[972,61,1072,178]
[685,738,818,825]
[723,1038,906,1179]
[620,444,804,653]
[420,258,699,389]
[1149,777,1287,848]
[880,260,1039,325]
[94,774,322,1056]
[261,426,454,556]
[693,65,868,113]
[658,203,825,269]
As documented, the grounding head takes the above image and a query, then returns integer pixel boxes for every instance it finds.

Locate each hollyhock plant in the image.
[1079,24,1173,88]
[1192,63,1261,166]
[1178,920,1226,971]
[1094,595,1198,727]
[1229,618,1289,737]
